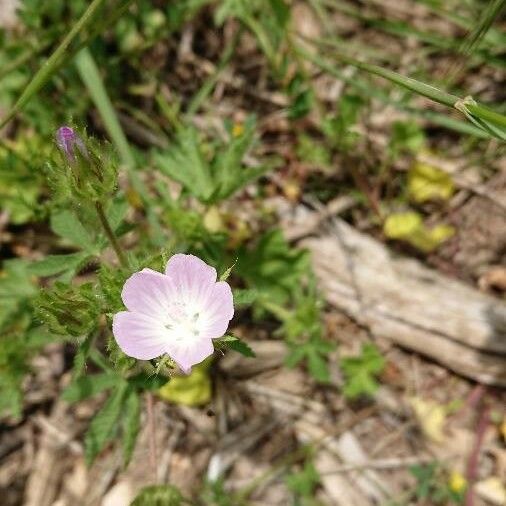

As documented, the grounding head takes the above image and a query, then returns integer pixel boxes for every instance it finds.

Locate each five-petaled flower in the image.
[113,254,234,373]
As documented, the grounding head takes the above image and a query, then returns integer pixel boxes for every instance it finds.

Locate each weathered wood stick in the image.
[297,218,506,386]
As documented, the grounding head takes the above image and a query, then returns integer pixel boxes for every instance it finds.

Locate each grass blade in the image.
[74,47,135,167]
[74,47,165,244]
[297,40,506,139]
[445,0,506,81]
[0,0,108,130]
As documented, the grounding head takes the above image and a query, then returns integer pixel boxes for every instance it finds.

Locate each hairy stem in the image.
[95,201,128,268]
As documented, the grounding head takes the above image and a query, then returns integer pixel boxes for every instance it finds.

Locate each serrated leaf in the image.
[285,346,307,368]
[227,338,256,358]
[155,127,213,202]
[28,252,89,277]
[233,288,258,306]
[237,229,309,307]
[122,388,140,466]
[342,370,378,399]
[216,335,256,358]
[212,117,262,200]
[340,343,385,399]
[85,382,128,465]
[50,210,96,252]
[106,197,128,231]
[62,372,121,403]
[128,372,168,391]
[307,350,331,383]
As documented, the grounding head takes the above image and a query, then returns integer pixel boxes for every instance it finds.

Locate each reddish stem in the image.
[464,403,490,506]
[146,392,158,482]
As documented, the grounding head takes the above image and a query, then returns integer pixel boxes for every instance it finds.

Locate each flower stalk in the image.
[94,201,128,269]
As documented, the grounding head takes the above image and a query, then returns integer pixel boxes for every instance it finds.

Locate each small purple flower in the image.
[113,254,234,373]
[55,126,88,162]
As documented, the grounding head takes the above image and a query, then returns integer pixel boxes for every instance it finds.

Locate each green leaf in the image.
[284,346,307,368]
[237,229,309,307]
[296,134,331,168]
[128,372,168,391]
[155,127,214,202]
[215,335,256,358]
[410,463,438,500]
[36,281,101,337]
[28,252,90,277]
[389,121,426,156]
[106,197,129,231]
[122,388,140,466]
[0,259,37,300]
[233,288,258,306]
[286,460,320,497]
[340,343,385,399]
[212,117,258,200]
[50,210,96,252]
[307,350,331,383]
[62,372,121,403]
[84,382,128,465]
[130,485,183,506]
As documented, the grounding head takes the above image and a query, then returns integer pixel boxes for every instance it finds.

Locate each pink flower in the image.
[112,254,234,373]
[55,126,88,163]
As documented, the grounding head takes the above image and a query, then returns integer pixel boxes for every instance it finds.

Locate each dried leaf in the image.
[409,397,447,443]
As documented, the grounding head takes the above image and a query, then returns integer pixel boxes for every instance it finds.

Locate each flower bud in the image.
[56,126,88,163]
[52,125,117,204]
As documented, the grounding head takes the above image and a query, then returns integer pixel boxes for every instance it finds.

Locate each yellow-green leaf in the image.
[384,212,454,252]
[408,162,455,203]
[428,224,455,245]
[383,211,422,239]
[157,361,212,406]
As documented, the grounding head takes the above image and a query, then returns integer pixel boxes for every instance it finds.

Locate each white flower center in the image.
[164,301,201,342]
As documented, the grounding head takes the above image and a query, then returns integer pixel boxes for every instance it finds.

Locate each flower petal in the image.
[166,337,214,374]
[165,254,217,305]
[199,281,234,339]
[113,311,167,360]
[121,268,176,318]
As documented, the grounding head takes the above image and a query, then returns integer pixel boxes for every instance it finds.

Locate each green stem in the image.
[467,103,506,129]
[95,201,128,268]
